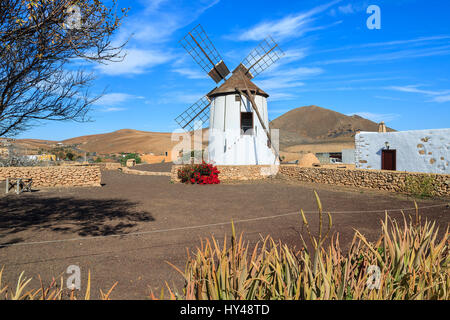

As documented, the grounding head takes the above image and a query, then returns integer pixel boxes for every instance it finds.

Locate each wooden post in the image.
[236,76,280,161]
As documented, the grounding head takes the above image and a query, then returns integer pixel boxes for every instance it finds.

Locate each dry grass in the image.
[1,193,448,300]
[0,269,117,300]
[155,193,449,300]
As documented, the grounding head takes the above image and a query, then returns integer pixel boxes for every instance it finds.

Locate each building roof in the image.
[207,64,269,99]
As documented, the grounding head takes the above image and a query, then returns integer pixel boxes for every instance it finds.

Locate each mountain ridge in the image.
[270,105,395,148]
[7,105,395,154]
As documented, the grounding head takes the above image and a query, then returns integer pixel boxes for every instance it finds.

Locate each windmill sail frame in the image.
[179,24,230,83]
[175,25,284,136]
[174,95,211,132]
[240,36,284,79]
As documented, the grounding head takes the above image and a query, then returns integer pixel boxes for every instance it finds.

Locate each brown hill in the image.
[61,129,178,155]
[270,105,394,148]
[9,106,395,155]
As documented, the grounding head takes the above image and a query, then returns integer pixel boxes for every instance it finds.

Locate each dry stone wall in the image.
[171,164,450,197]
[0,166,101,187]
[121,167,171,176]
[92,163,122,171]
[280,166,450,197]
[171,165,277,182]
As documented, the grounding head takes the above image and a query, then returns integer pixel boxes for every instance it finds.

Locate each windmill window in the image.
[235,94,240,102]
[241,112,253,135]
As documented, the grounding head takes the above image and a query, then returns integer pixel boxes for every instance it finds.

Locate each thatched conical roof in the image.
[207,64,269,99]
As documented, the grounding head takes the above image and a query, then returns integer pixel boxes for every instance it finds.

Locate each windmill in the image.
[175,24,284,165]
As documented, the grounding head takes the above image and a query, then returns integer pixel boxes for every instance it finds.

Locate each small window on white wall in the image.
[241,112,253,135]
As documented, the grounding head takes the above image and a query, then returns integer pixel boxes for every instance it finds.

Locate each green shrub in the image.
[180,150,205,163]
[120,153,141,166]
[405,175,439,198]
[65,152,74,161]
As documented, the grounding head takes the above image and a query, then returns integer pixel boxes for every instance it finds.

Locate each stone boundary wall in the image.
[0,166,101,187]
[171,165,277,182]
[121,167,171,176]
[280,166,450,197]
[87,163,122,171]
[171,164,450,197]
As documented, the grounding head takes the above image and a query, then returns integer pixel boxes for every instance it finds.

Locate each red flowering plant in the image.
[177,162,220,185]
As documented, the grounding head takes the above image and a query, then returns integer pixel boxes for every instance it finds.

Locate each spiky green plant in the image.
[156,193,449,300]
[0,268,117,300]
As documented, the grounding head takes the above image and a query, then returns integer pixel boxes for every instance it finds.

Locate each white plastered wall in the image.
[355,129,450,173]
[208,93,277,165]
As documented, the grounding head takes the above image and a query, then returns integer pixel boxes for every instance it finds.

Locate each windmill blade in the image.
[175,95,211,132]
[240,36,284,79]
[179,24,230,83]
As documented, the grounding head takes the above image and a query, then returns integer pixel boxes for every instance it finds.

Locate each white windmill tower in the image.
[175,25,284,165]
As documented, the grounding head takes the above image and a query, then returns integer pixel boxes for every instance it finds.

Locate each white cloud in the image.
[155,91,206,105]
[101,107,126,112]
[387,85,450,103]
[94,93,136,106]
[257,78,306,91]
[101,1,221,76]
[172,68,207,80]
[256,67,324,91]
[431,95,450,103]
[117,0,220,45]
[235,0,342,41]
[387,85,440,95]
[316,45,450,65]
[316,35,450,55]
[274,66,324,78]
[338,4,354,14]
[267,94,298,102]
[269,107,297,114]
[253,66,324,101]
[276,48,309,66]
[96,49,173,75]
[94,93,145,112]
[348,112,400,122]
[374,95,408,101]
[141,0,169,14]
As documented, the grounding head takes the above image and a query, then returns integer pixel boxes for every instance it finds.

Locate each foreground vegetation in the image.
[157,193,449,300]
[1,193,448,300]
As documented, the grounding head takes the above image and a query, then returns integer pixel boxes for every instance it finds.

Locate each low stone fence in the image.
[279,166,450,197]
[0,166,101,187]
[92,163,122,171]
[121,167,171,176]
[170,164,450,197]
[170,165,278,182]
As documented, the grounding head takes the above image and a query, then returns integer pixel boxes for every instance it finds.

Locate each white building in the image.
[342,149,356,164]
[207,66,277,165]
[355,128,450,174]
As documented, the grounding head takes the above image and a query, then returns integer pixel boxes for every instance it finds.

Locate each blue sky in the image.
[18,0,450,140]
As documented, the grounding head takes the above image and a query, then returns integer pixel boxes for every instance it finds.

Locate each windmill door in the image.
[381,150,396,171]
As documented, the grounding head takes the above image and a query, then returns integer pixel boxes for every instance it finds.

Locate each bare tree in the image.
[0,0,129,136]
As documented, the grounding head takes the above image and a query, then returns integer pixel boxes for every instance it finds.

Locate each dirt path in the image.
[0,171,448,299]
